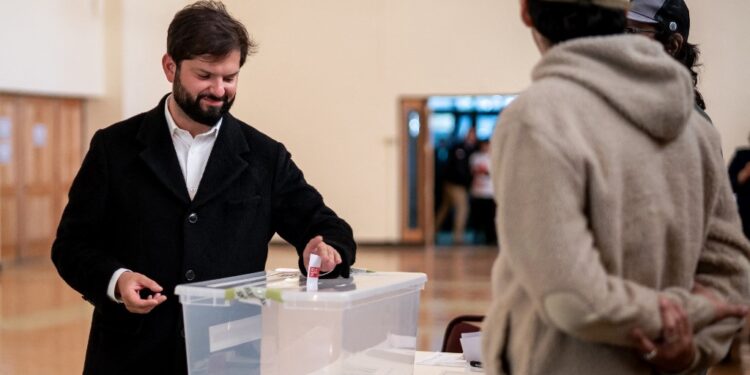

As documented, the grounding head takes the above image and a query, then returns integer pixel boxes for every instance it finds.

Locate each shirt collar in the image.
[164,94,223,137]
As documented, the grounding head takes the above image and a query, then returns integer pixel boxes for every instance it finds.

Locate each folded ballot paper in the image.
[415,352,465,367]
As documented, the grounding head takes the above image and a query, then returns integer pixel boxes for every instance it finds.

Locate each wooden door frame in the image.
[0,93,84,264]
[399,98,434,245]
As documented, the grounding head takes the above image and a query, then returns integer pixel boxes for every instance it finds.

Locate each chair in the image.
[441,315,484,353]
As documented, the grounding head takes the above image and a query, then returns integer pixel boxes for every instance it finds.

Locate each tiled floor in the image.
[0,244,745,374]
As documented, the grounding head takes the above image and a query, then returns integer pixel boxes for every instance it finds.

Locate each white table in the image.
[414,351,485,375]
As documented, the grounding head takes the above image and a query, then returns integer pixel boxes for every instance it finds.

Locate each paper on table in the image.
[460,331,482,363]
[415,352,466,367]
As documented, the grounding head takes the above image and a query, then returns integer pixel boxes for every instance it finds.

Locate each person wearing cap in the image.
[627,0,709,120]
[481,1,750,374]
[728,133,750,240]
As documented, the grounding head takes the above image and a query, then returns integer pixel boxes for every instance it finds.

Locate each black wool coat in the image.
[51,95,356,375]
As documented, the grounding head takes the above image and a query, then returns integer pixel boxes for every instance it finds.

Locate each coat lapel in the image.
[137,95,191,205]
[192,114,250,208]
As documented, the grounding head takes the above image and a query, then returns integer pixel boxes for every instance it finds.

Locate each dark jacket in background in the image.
[444,142,476,188]
[729,148,750,239]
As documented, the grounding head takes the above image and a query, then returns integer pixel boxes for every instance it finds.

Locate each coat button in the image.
[185,269,196,281]
[188,213,198,224]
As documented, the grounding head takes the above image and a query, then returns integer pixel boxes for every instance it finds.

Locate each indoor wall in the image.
[1,0,748,243]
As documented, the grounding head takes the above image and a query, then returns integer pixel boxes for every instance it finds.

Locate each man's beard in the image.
[173,74,234,126]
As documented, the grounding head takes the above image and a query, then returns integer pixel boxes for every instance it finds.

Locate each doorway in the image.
[400,94,516,245]
[0,94,84,265]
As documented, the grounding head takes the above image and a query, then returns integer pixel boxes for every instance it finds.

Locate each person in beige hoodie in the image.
[481,0,750,374]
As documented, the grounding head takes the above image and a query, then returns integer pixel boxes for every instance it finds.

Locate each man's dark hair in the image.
[167,0,257,67]
[654,29,705,110]
[528,0,626,44]
[650,1,706,110]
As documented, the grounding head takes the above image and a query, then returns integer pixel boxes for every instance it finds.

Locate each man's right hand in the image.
[737,162,750,185]
[116,271,167,314]
[631,297,696,373]
[692,283,749,322]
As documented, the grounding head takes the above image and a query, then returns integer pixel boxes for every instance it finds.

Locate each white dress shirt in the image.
[106,96,222,302]
[165,98,222,200]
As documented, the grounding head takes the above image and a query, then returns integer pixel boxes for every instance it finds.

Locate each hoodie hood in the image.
[532,35,694,142]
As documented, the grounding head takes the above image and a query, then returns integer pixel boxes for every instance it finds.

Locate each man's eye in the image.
[198,74,210,79]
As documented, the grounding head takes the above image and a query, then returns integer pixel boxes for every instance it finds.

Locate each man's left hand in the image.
[303,235,342,274]
[738,162,750,185]
[631,297,696,373]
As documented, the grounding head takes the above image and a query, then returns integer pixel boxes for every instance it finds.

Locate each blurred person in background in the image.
[435,127,477,244]
[728,133,750,239]
[626,0,709,120]
[469,140,497,245]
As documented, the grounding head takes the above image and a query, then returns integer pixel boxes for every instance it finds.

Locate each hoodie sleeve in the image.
[671,135,750,371]
[491,122,725,347]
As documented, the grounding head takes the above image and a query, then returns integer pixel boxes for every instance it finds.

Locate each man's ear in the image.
[162,54,177,83]
[665,33,684,57]
[520,0,533,27]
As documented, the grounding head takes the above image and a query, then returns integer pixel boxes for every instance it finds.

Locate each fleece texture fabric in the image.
[482,34,750,375]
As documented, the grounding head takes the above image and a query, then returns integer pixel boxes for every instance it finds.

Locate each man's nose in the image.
[208,78,226,98]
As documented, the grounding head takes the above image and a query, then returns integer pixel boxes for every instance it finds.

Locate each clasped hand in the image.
[630,284,748,373]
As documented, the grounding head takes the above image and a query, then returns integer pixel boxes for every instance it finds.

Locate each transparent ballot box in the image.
[175,270,427,375]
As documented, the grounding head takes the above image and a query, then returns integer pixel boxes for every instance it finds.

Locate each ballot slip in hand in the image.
[306,254,321,291]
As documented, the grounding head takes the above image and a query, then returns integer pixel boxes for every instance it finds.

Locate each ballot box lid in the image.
[175,270,427,308]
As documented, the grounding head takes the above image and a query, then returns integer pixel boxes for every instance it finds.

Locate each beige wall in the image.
[121,0,188,116]
[0,0,105,96]
[228,0,538,241]
[6,1,749,242]
[688,0,750,160]
[84,0,124,142]
[112,0,536,242]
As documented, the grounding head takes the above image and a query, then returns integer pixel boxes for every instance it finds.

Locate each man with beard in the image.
[50,1,356,374]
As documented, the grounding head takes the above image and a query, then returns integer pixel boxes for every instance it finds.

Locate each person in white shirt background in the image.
[469,140,497,245]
